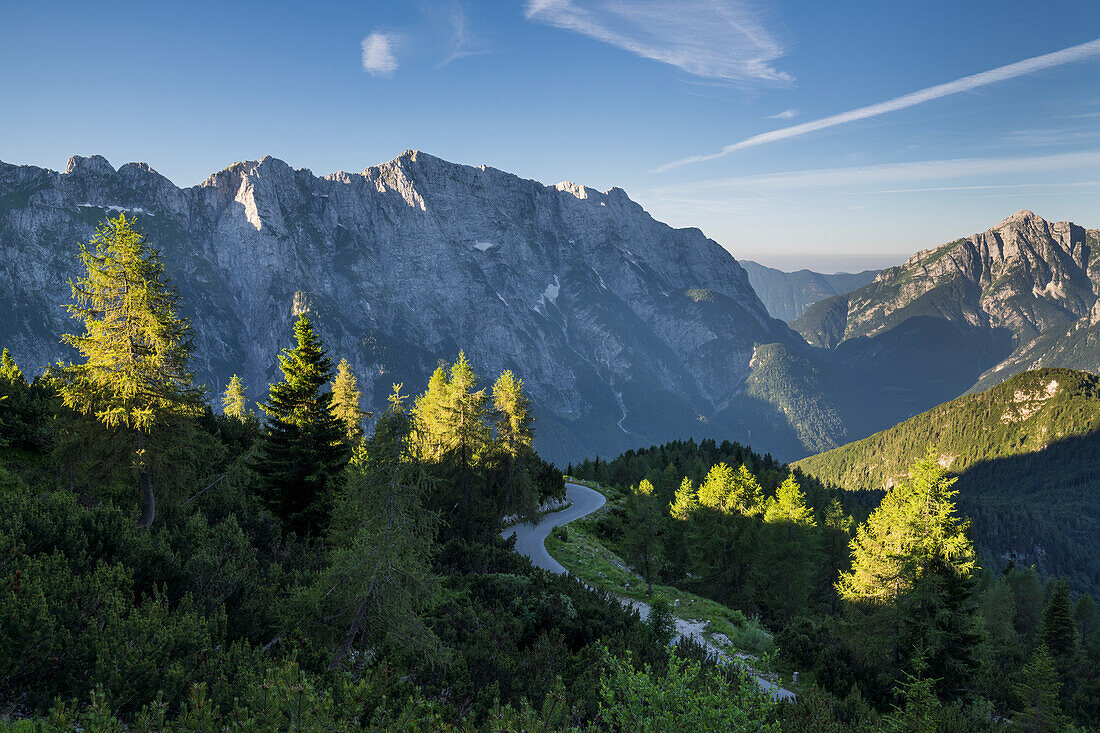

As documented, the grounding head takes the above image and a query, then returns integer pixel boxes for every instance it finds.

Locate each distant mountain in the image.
[740,260,878,321]
[779,210,1100,441]
[795,368,1100,596]
[794,210,1100,375]
[0,151,814,465]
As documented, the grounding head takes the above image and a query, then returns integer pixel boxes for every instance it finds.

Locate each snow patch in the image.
[474,241,496,252]
[78,203,152,216]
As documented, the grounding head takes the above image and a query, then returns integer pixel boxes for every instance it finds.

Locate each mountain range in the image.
[2,152,1098,465]
[739,260,878,321]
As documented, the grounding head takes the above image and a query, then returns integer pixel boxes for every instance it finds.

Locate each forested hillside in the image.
[573,438,1100,730]
[796,368,1100,595]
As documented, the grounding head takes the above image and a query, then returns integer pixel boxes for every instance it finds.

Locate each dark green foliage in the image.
[1040,580,1077,676]
[1009,645,1065,732]
[596,651,778,732]
[646,593,676,649]
[251,314,351,536]
[0,350,54,452]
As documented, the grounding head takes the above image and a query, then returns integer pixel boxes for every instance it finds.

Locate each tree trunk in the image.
[137,432,156,527]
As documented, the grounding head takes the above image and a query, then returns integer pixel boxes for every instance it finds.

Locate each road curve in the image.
[501,482,606,573]
[503,480,796,702]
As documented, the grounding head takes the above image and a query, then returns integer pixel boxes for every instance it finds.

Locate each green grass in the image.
[548,480,776,660]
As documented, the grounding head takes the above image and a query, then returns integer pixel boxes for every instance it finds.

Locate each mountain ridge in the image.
[0,150,808,465]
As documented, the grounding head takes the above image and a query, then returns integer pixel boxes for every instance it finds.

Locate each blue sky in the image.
[2,0,1099,271]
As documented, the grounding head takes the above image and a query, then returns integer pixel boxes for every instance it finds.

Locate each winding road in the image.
[502,481,796,702]
[501,482,607,574]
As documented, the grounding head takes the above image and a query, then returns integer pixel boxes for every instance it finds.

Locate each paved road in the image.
[503,481,796,702]
[501,482,606,573]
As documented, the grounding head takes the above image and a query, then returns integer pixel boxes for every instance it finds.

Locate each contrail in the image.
[655,37,1100,172]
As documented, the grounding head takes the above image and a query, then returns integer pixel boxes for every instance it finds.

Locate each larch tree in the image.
[669,477,698,521]
[222,374,250,421]
[437,351,490,468]
[59,214,204,527]
[491,369,535,520]
[0,349,24,384]
[492,370,532,458]
[412,365,451,460]
[836,449,978,670]
[837,451,976,605]
[251,314,350,536]
[697,463,735,511]
[310,383,442,668]
[764,473,817,618]
[330,358,364,441]
[623,478,664,595]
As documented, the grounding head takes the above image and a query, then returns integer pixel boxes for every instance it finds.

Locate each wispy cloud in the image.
[767,108,799,119]
[657,37,1100,171]
[864,181,1100,195]
[652,151,1100,193]
[437,0,487,65]
[524,0,789,83]
[361,32,403,76]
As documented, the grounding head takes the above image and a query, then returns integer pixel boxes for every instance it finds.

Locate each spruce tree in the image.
[59,214,203,527]
[1075,593,1097,640]
[221,374,250,421]
[1040,580,1077,677]
[251,315,350,536]
[330,358,364,441]
[1009,645,1065,733]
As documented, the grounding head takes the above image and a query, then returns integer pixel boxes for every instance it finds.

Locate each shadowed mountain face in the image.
[739,261,878,322]
[0,151,814,465]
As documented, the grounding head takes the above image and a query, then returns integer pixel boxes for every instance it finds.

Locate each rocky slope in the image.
[788,211,1100,425]
[740,260,878,322]
[795,210,1099,360]
[0,151,808,464]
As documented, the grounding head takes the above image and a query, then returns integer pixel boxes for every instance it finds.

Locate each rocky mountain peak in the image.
[65,154,115,177]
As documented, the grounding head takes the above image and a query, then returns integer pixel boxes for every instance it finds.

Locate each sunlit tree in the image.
[59,214,203,526]
[221,374,250,421]
[330,358,364,441]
